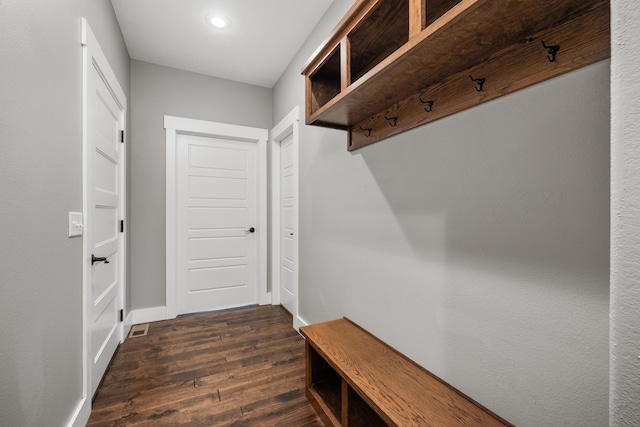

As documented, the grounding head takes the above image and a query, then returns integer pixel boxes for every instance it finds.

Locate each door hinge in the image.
[120,219,124,233]
[120,130,125,143]
[119,309,124,322]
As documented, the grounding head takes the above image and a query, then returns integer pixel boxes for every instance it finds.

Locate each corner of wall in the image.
[610,1,640,424]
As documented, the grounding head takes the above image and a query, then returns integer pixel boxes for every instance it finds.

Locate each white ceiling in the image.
[111,0,335,88]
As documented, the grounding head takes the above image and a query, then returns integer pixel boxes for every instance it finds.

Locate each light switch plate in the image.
[69,212,84,237]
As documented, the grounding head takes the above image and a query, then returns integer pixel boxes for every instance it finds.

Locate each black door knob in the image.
[91,254,110,265]
[248,227,255,233]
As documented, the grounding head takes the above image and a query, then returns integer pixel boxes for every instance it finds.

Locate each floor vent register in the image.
[128,323,149,338]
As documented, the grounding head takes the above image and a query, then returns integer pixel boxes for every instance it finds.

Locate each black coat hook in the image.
[359,126,372,137]
[419,98,434,112]
[469,75,486,92]
[541,41,560,62]
[384,115,398,127]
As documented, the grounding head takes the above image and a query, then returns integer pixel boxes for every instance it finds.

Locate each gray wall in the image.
[611,1,640,424]
[273,1,610,426]
[2,0,636,425]
[129,60,272,309]
[0,0,129,426]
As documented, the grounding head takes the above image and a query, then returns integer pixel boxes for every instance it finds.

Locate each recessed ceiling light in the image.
[205,12,231,30]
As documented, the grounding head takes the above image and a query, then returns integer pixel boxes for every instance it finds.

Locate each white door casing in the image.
[176,134,258,313]
[165,116,269,319]
[81,18,127,402]
[270,107,300,330]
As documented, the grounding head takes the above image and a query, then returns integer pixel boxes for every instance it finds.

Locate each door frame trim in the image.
[165,116,269,319]
[79,18,127,425]
[270,107,301,330]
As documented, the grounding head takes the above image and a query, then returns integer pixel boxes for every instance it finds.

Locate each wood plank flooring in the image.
[89,305,323,426]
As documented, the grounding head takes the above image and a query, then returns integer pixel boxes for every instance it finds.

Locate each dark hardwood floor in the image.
[89,305,323,426]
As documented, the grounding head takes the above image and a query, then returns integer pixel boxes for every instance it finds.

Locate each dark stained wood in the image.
[348,1,610,150]
[309,0,609,126]
[341,379,349,426]
[348,0,409,83]
[88,305,323,426]
[301,318,514,427]
[426,0,463,26]
[305,341,342,427]
[302,0,610,148]
[309,45,342,112]
[302,0,378,75]
[347,387,387,427]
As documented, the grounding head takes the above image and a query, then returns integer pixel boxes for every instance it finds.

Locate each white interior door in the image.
[270,107,299,327]
[84,21,126,398]
[176,134,258,314]
[280,133,297,315]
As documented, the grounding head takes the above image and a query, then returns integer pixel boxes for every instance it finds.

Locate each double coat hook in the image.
[469,75,486,92]
[419,98,434,112]
[541,41,560,62]
[384,115,398,127]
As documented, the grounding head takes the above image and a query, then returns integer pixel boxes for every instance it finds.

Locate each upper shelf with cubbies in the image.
[302,0,610,151]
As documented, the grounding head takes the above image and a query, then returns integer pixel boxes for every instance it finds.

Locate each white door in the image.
[280,133,297,315]
[270,108,299,327]
[176,134,258,314]
[84,22,125,397]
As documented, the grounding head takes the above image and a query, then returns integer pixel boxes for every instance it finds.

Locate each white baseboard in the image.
[122,311,134,340]
[124,310,133,329]
[131,306,167,324]
[131,304,301,328]
[66,397,90,427]
[293,314,308,332]
[259,292,272,306]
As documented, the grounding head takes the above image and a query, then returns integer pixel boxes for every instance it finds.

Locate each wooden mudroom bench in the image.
[300,318,514,427]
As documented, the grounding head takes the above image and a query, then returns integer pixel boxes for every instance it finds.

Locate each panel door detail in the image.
[88,60,122,397]
[280,134,297,315]
[177,134,258,314]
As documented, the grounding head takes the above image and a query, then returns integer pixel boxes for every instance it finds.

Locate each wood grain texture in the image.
[341,38,351,91]
[303,0,610,136]
[310,46,342,112]
[426,0,463,26]
[301,0,377,75]
[301,318,514,427]
[347,1,610,150]
[348,0,409,83]
[88,305,323,427]
[409,0,426,38]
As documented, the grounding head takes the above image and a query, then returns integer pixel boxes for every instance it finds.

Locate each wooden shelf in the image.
[302,0,610,150]
[309,45,341,113]
[348,0,409,84]
[308,347,342,422]
[301,318,514,427]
